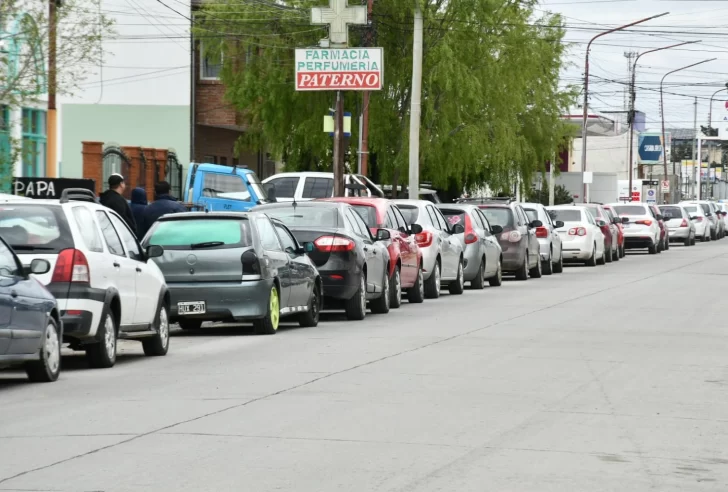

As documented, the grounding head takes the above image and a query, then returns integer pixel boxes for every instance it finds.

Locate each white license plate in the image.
[178,301,206,315]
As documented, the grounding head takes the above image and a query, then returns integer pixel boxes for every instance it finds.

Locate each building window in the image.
[200,39,222,80]
[203,155,216,164]
[21,109,46,178]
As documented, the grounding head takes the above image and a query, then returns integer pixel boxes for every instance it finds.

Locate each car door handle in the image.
[136,267,142,273]
[113,262,120,268]
[10,290,17,298]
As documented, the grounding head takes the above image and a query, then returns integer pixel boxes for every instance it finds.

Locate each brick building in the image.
[191,0,278,179]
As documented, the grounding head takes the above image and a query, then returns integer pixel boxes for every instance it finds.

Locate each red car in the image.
[602,205,625,258]
[320,197,424,307]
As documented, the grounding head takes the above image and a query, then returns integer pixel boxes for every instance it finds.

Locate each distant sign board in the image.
[646,188,656,204]
[13,178,95,199]
[638,132,668,165]
[295,48,383,91]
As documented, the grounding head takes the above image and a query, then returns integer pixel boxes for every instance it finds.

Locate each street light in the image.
[580,12,669,203]
[660,58,716,204]
[708,83,728,132]
[627,41,699,202]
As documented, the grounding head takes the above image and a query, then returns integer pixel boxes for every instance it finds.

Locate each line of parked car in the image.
[0,189,725,383]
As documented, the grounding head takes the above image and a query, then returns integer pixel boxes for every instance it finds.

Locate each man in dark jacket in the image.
[139,181,186,238]
[130,188,148,237]
[99,174,137,233]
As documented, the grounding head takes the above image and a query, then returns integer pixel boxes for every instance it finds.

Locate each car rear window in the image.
[146,219,252,250]
[397,205,419,225]
[548,209,582,222]
[479,207,514,228]
[0,204,73,252]
[523,208,539,222]
[439,209,467,228]
[613,205,647,216]
[262,206,339,228]
[701,204,711,214]
[350,205,378,228]
[660,206,682,219]
[683,205,698,214]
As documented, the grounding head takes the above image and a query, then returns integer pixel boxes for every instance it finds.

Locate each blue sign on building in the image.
[638,132,668,165]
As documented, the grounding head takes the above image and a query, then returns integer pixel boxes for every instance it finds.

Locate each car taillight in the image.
[535,226,548,238]
[636,219,653,226]
[568,227,587,236]
[314,235,355,252]
[241,249,261,278]
[415,231,433,247]
[464,214,478,244]
[51,249,90,283]
[507,230,521,242]
[680,219,688,227]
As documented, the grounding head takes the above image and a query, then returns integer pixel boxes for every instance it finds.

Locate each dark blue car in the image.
[0,236,62,382]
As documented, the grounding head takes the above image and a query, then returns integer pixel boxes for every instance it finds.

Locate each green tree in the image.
[525,184,573,206]
[194,0,575,191]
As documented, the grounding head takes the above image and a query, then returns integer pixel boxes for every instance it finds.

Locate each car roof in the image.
[320,197,389,208]
[437,203,478,211]
[157,211,253,221]
[255,201,344,210]
[391,199,433,207]
[194,163,256,174]
[264,172,333,180]
[548,205,588,211]
[520,202,544,209]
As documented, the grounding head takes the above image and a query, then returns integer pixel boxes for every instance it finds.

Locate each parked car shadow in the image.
[57,352,148,372]
[171,321,308,337]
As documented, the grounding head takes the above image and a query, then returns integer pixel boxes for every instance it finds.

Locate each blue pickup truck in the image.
[183,163,270,211]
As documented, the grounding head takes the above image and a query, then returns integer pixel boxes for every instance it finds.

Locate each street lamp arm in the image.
[585,12,670,53]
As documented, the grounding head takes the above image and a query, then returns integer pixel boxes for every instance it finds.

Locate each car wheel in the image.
[370,269,391,314]
[597,247,606,265]
[529,251,543,278]
[552,252,564,274]
[345,273,367,320]
[612,245,619,262]
[86,311,117,369]
[389,266,402,308]
[407,264,425,303]
[711,229,717,241]
[449,259,465,295]
[142,303,170,357]
[648,242,657,254]
[542,251,554,275]
[471,259,486,289]
[620,245,625,258]
[298,282,321,328]
[178,319,203,331]
[665,238,670,250]
[586,244,597,267]
[489,258,503,287]
[515,253,529,280]
[25,318,61,383]
[424,260,441,299]
[605,244,613,263]
[253,285,280,335]
[684,236,691,247]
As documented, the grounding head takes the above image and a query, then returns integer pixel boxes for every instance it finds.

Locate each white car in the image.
[716,203,728,234]
[547,205,606,266]
[0,189,170,368]
[679,201,714,242]
[609,202,662,254]
[522,202,564,274]
[263,172,384,202]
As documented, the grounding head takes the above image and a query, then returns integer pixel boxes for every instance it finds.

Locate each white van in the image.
[262,172,384,202]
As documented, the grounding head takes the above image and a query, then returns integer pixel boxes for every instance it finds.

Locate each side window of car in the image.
[273,222,297,254]
[268,177,299,199]
[384,207,397,229]
[95,211,125,257]
[302,178,334,199]
[256,217,283,251]
[72,206,104,253]
[471,210,484,230]
[393,206,408,232]
[348,209,372,239]
[108,212,143,261]
[477,210,492,235]
[0,240,21,278]
[586,211,596,225]
[432,207,450,233]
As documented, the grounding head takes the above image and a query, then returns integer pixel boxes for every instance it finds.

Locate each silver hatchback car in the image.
[659,204,696,246]
[521,202,564,275]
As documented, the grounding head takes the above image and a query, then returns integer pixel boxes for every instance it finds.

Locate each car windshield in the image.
[479,207,514,228]
[548,209,582,223]
[439,209,467,228]
[246,173,269,202]
[523,208,539,222]
[701,204,711,214]
[397,205,419,225]
[613,205,647,216]
[0,204,73,252]
[146,218,252,250]
[262,206,339,228]
[350,205,378,227]
[683,205,698,214]
[660,206,682,219]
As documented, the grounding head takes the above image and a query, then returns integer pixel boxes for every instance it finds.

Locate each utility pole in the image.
[548,157,555,206]
[333,91,345,196]
[47,0,61,178]
[408,6,423,200]
[692,97,697,200]
[359,0,374,177]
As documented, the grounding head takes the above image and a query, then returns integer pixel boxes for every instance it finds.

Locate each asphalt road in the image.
[2,241,728,491]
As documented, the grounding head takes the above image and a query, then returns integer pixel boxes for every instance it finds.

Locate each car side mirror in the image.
[555,221,564,228]
[656,214,664,221]
[596,219,607,227]
[529,220,543,228]
[451,223,465,235]
[146,245,164,258]
[376,229,391,241]
[25,259,50,276]
[302,242,315,253]
[490,225,503,234]
[409,223,423,235]
[690,216,697,221]
[621,216,630,224]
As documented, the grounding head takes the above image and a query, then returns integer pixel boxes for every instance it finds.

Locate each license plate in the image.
[178,301,206,315]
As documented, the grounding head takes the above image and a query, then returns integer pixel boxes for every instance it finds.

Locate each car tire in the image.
[253,285,280,335]
[370,269,391,314]
[389,266,402,308]
[515,253,529,280]
[586,244,597,267]
[298,282,321,328]
[471,259,486,289]
[407,264,425,303]
[25,318,61,383]
[648,242,657,254]
[529,252,542,278]
[143,303,170,357]
[552,252,564,274]
[542,251,554,275]
[612,245,619,262]
[489,258,503,287]
[684,236,691,247]
[605,244,613,263]
[178,319,202,331]
[86,311,117,369]
[711,229,717,241]
[597,247,606,265]
[424,260,441,299]
[448,259,465,295]
[665,238,670,250]
[345,273,367,320]
[620,245,625,258]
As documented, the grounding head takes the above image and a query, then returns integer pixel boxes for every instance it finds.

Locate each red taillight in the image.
[568,227,587,236]
[415,231,433,247]
[535,226,548,238]
[463,214,478,244]
[314,236,355,252]
[680,219,688,227]
[51,249,90,283]
[636,219,653,226]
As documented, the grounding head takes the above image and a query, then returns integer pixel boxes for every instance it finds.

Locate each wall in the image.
[555,172,619,203]
[569,132,635,180]
[61,104,189,178]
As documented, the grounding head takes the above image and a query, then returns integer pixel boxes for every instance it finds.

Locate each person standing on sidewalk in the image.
[99,174,137,233]
[139,181,186,238]
[130,187,148,238]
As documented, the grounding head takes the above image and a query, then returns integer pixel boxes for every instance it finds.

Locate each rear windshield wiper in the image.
[10,245,56,251]
[190,241,225,249]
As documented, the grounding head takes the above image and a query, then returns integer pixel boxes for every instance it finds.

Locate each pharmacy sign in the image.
[295,48,383,91]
